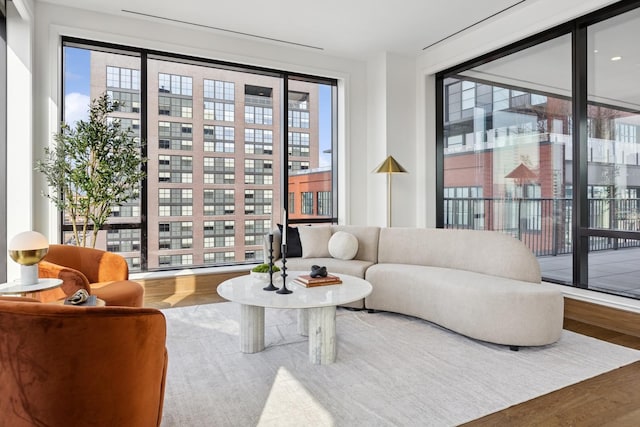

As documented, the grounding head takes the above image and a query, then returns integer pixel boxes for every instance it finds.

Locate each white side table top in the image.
[0,278,63,295]
[217,271,372,309]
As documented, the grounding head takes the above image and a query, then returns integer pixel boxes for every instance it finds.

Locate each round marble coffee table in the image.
[217,271,372,365]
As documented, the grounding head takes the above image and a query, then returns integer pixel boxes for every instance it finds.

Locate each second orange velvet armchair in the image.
[38,244,145,307]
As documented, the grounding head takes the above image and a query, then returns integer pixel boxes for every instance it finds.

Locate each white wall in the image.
[6,0,35,282]
[366,52,417,227]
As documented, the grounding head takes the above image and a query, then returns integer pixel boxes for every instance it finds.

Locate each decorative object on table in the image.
[310,265,328,278]
[263,232,279,291]
[276,209,292,294]
[250,264,281,285]
[372,155,408,227]
[64,289,98,306]
[8,231,49,285]
[35,93,146,248]
[294,274,342,287]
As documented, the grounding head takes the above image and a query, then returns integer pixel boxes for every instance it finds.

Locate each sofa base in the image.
[365,263,564,347]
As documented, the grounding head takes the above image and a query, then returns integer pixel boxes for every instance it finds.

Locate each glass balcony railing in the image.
[444,197,640,256]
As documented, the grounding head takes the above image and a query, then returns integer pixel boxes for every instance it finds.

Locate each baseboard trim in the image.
[545,282,640,314]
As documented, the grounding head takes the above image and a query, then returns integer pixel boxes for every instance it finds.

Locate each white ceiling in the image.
[39,0,527,59]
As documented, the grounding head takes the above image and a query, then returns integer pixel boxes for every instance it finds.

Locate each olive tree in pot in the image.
[36,93,146,248]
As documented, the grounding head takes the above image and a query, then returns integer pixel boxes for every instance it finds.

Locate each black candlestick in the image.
[276,243,292,294]
[263,233,279,291]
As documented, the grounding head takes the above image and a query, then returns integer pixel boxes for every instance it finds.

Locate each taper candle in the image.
[282,209,287,245]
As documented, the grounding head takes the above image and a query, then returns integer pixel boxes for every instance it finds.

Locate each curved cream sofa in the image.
[267,226,564,348]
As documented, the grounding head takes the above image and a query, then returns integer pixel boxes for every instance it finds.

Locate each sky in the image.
[64,46,333,167]
[64,47,90,125]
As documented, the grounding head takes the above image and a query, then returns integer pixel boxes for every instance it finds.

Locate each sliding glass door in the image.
[586,6,640,297]
[438,1,640,299]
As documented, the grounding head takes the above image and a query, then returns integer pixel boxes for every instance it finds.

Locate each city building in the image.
[84,50,324,270]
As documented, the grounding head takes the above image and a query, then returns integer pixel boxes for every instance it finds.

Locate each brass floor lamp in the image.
[373,155,408,227]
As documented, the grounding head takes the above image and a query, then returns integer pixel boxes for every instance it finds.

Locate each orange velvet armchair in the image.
[38,244,144,307]
[0,296,168,427]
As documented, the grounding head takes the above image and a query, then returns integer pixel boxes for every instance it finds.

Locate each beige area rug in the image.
[160,302,640,426]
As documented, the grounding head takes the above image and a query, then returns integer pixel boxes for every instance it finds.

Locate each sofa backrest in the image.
[263,225,380,263]
[377,228,541,283]
[331,225,380,263]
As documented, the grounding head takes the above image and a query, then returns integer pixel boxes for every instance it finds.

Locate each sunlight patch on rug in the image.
[258,366,334,426]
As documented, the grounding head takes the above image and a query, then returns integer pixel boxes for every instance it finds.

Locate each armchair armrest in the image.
[38,260,92,302]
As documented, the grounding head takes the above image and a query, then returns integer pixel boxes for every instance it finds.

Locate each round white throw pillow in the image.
[328,231,359,260]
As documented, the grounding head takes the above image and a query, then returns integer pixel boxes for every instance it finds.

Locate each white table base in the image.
[308,306,337,365]
[297,308,308,336]
[238,304,337,364]
[240,305,264,353]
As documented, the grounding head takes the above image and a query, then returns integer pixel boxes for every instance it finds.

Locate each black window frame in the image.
[435,0,640,289]
[60,36,339,271]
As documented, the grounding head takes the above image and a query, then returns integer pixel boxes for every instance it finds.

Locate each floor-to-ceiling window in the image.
[437,1,640,299]
[585,5,640,297]
[59,38,337,272]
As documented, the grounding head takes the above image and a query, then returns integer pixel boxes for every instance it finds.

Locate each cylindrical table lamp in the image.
[8,231,49,285]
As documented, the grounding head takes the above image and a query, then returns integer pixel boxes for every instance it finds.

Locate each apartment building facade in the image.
[80,49,327,270]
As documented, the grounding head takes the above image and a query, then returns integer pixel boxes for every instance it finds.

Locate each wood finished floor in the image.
[141,274,640,426]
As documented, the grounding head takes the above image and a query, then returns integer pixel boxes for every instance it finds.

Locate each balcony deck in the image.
[539,247,640,297]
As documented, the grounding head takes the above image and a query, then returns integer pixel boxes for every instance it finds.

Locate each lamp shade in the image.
[8,231,49,266]
[373,155,408,174]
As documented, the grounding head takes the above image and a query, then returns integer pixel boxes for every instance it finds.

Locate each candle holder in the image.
[276,243,292,294]
[263,233,279,291]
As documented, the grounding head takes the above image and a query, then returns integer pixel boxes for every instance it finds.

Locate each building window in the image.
[317,191,331,216]
[204,157,235,184]
[158,188,193,216]
[245,106,273,125]
[244,189,272,215]
[245,129,273,155]
[302,192,313,215]
[204,125,235,152]
[158,155,193,183]
[204,79,234,101]
[244,159,273,185]
[107,66,140,90]
[159,96,192,118]
[159,73,192,96]
[204,189,235,215]
[289,160,309,171]
[288,132,310,157]
[288,192,295,214]
[159,122,192,150]
[204,101,234,121]
[158,221,193,250]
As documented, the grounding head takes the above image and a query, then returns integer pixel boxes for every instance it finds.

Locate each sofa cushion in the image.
[298,226,332,258]
[377,227,541,283]
[277,224,302,257]
[328,231,359,260]
[331,225,380,263]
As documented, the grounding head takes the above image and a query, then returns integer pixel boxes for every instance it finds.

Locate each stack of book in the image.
[294,274,342,287]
